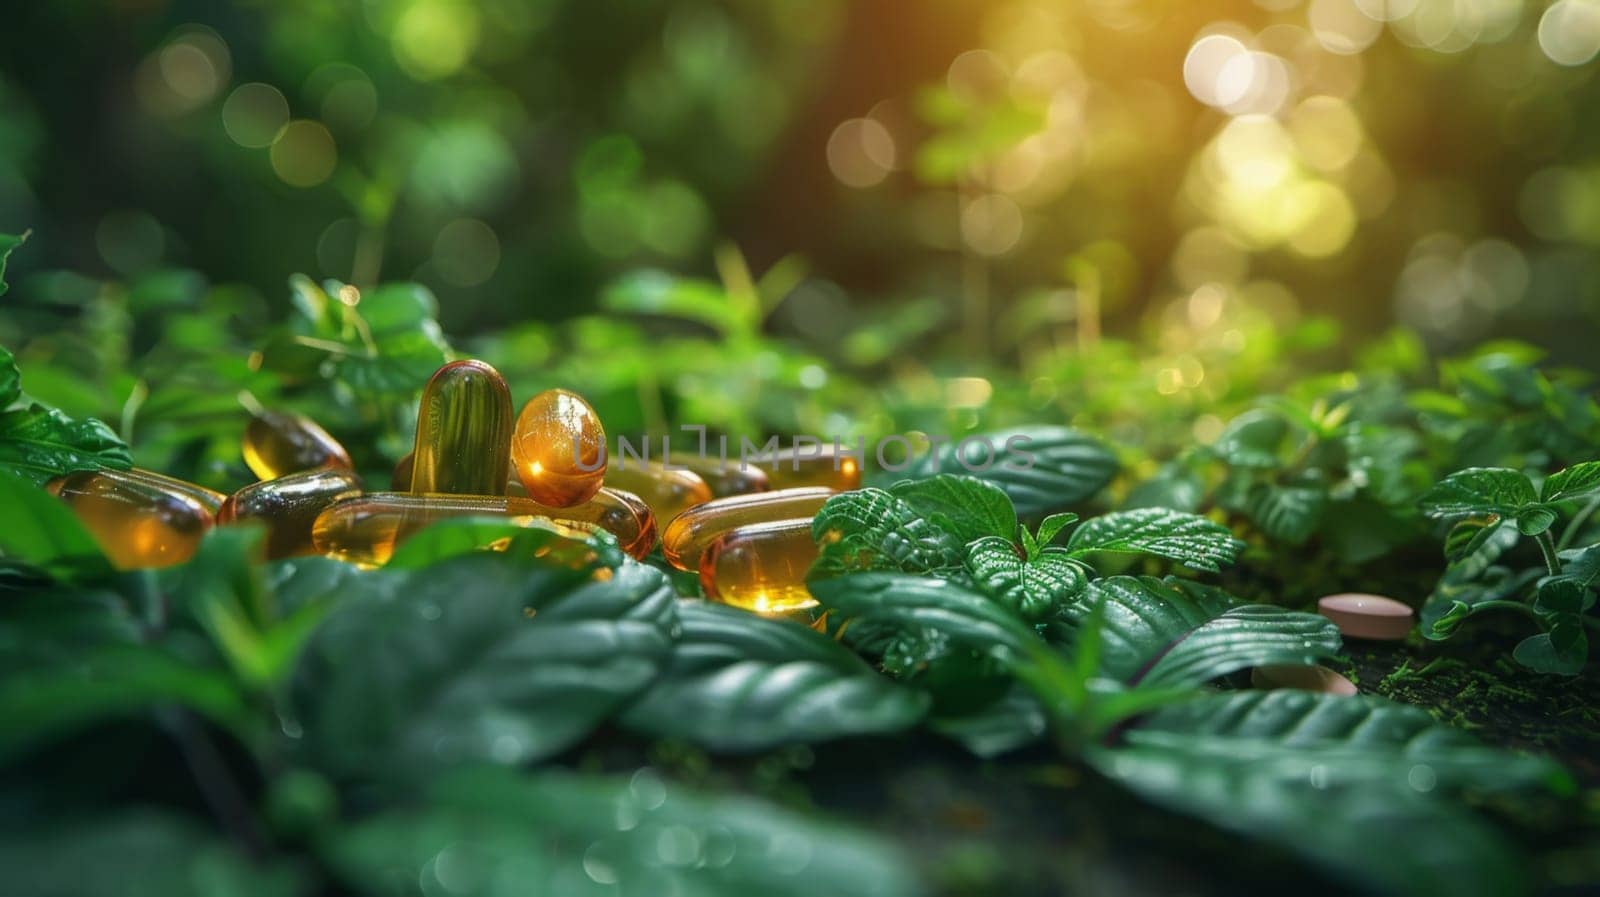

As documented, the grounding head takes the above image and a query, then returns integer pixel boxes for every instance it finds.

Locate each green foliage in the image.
[0,343,131,485]
[620,602,928,750]
[1064,507,1243,572]
[0,231,23,297]
[0,466,111,582]
[900,426,1117,516]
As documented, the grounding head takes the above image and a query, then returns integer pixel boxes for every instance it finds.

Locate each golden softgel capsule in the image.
[699,518,820,615]
[411,360,514,495]
[661,486,834,572]
[47,468,217,569]
[312,490,655,566]
[518,486,657,560]
[244,410,352,480]
[665,452,770,497]
[760,445,861,492]
[217,468,362,559]
[603,461,712,526]
[511,388,606,507]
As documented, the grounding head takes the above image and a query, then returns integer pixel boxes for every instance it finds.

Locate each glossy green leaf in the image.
[887,474,1017,544]
[1213,410,1288,469]
[326,767,919,897]
[1065,507,1243,572]
[1513,619,1587,675]
[1064,576,1339,687]
[900,426,1117,515]
[811,488,966,574]
[964,537,1087,620]
[808,572,1041,657]
[291,557,677,779]
[620,602,927,750]
[1244,481,1326,544]
[1540,460,1600,504]
[1420,467,1537,519]
[384,516,624,570]
[1097,689,1569,897]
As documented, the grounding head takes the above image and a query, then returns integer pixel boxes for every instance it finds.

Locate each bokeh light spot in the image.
[826,117,896,188]
[222,83,289,148]
[433,218,501,287]
[1539,0,1600,66]
[270,120,338,187]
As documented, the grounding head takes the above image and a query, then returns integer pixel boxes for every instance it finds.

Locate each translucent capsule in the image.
[46,468,217,569]
[661,486,834,572]
[760,445,862,491]
[699,519,820,615]
[519,486,657,560]
[665,452,770,497]
[411,360,514,496]
[603,461,712,526]
[118,466,228,513]
[244,410,352,480]
[217,468,363,559]
[511,388,606,507]
[312,489,655,566]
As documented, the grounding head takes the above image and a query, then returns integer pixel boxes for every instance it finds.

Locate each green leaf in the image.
[0,349,132,484]
[325,767,919,897]
[1034,512,1078,547]
[1533,575,1592,614]
[1123,464,1203,512]
[1515,503,1556,536]
[900,426,1117,516]
[1244,481,1327,544]
[1512,618,1587,675]
[1443,516,1505,564]
[964,536,1087,620]
[1065,577,1340,687]
[1540,460,1600,503]
[1097,690,1568,897]
[0,467,110,581]
[1065,508,1244,572]
[808,572,1042,658]
[0,810,305,897]
[1420,467,1537,519]
[384,516,624,570]
[887,474,1017,544]
[291,557,677,779]
[620,602,927,750]
[0,230,25,298]
[927,683,1047,757]
[1213,410,1288,469]
[810,488,966,574]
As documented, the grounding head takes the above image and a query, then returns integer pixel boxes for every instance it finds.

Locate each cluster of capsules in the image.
[44,359,861,616]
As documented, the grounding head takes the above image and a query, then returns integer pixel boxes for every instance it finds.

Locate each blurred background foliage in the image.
[2,0,1600,485]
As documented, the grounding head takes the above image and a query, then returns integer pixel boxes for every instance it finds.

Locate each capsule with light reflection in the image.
[411,360,514,495]
[603,461,712,526]
[312,488,655,566]
[217,468,362,559]
[760,444,861,492]
[511,388,606,507]
[661,486,834,572]
[244,410,352,481]
[46,468,219,569]
[699,519,819,615]
[665,452,770,497]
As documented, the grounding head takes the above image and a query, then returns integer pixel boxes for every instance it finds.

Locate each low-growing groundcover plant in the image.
[1,239,1598,896]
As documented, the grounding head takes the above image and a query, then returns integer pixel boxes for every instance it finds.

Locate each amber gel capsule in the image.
[47,468,216,569]
[760,444,862,492]
[604,461,712,526]
[217,468,362,559]
[665,452,770,497]
[117,467,227,514]
[699,519,820,615]
[520,486,657,560]
[244,410,353,480]
[511,388,607,507]
[411,360,514,495]
[312,490,655,566]
[661,486,834,572]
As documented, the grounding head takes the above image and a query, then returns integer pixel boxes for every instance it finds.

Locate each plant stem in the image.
[160,709,268,860]
[1469,600,1546,624]
[1536,531,1562,576]
[1558,494,1600,551]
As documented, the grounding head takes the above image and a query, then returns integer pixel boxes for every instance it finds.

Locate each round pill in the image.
[1250,664,1358,696]
[1317,593,1414,641]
